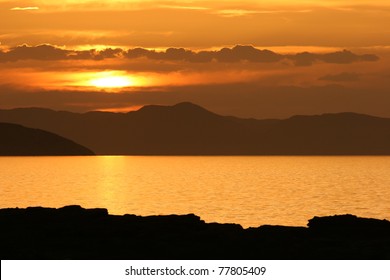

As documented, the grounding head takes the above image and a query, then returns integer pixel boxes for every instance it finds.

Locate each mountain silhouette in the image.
[0,122,94,156]
[0,103,390,155]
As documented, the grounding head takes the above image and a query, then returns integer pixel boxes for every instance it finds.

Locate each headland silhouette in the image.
[1,102,390,155]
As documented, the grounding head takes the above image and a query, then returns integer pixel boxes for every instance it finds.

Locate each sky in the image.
[1,0,390,118]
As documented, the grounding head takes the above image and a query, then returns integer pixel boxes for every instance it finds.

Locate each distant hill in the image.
[1,102,390,155]
[0,122,94,156]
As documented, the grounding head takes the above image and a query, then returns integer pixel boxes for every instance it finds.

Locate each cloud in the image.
[321,50,379,64]
[10,7,39,11]
[289,50,379,66]
[216,9,259,17]
[125,46,377,65]
[214,46,281,63]
[109,45,379,65]
[215,9,312,17]
[0,44,122,62]
[0,44,380,66]
[158,5,209,11]
[0,44,69,62]
[319,72,360,82]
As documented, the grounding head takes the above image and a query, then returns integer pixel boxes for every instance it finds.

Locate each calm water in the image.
[1,156,390,228]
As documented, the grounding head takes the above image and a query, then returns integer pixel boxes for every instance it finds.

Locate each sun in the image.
[90,76,134,88]
[88,72,135,88]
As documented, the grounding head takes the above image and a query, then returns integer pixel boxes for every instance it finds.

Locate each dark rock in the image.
[0,206,389,259]
[308,214,390,238]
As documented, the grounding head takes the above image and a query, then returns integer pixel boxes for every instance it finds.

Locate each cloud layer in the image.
[319,72,360,82]
[0,44,379,66]
[10,7,39,11]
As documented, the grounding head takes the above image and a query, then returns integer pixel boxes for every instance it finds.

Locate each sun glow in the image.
[89,73,135,88]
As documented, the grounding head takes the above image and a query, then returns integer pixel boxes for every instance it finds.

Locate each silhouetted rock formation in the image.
[0,206,389,259]
[1,103,390,155]
[0,122,94,156]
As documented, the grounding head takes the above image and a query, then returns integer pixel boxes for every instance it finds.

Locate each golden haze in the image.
[0,0,390,117]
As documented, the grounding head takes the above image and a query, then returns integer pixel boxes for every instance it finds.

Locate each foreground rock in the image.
[0,206,389,259]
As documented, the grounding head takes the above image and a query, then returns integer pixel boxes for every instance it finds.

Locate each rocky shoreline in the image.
[1,205,389,259]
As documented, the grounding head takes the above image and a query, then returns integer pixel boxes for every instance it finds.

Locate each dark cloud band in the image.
[0,44,379,65]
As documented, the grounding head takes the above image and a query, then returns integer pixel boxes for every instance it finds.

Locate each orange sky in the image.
[1,0,390,118]
[2,0,390,48]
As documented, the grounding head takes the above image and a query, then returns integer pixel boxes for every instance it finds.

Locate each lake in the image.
[1,156,390,228]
